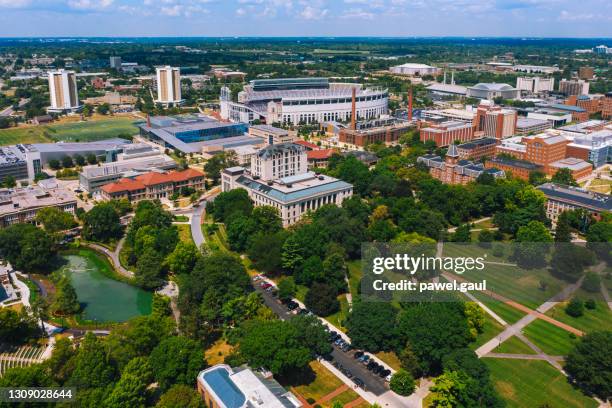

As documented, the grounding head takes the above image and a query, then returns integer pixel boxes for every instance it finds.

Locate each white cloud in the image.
[341,7,374,19]
[67,0,114,10]
[0,0,31,7]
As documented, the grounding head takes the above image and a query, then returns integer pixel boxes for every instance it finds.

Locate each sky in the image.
[0,0,611,38]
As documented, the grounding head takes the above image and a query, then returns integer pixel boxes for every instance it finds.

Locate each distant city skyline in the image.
[0,0,611,38]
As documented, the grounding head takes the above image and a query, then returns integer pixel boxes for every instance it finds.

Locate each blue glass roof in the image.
[203,368,246,408]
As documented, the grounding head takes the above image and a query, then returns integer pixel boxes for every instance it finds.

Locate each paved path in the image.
[84,240,134,278]
[316,384,349,404]
[11,272,30,309]
[484,353,564,362]
[190,188,221,248]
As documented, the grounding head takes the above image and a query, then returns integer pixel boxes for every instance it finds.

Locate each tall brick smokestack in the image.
[146,113,151,128]
[351,87,356,130]
[408,87,413,122]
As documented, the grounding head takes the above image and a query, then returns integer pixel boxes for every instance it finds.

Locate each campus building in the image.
[516,118,551,136]
[47,69,81,114]
[466,83,519,100]
[456,138,498,160]
[565,129,612,169]
[516,77,554,94]
[338,117,413,148]
[248,125,296,145]
[417,144,505,185]
[197,365,302,408]
[220,77,388,125]
[156,66,183,106]
[79,154,177,193]
[537,183,612,225]
[0,179,76,228]
[389,63,440,76]
[559,79,590,96]
[419,121,474,147]
[221,143,353,226]
[420,107,476,125]
[100,168,205,202]
[485,157,543,181]
[602,93,612,119]
[138,115,252,154]
[474,103,517,139]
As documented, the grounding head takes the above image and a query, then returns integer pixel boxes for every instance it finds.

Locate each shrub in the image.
[389,369,416,396]
[565,298,584,317]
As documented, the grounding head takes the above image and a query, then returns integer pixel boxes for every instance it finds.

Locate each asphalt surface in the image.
[253,282,389,396]
[191,201,207,247]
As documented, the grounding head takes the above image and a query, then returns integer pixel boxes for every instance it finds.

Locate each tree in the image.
[208,189,253,223]
[68,333,116,390]
[0,223,56,272]
[86,153,97,164]
[105,357,152,408]
[477,230,494,247]
[582,272,601,293]
[514,221,552,268]
[551,168,578,186]
[565,331,612,400]
[451,224,471,242]
[430,370,472,408]
[203,151,238,184]
[0,308,39,344]
[389,369,416,396]
[277,277,296,302]
[97,103,111,115]
[586,221,612,262]
[346,302,398,352]
[156,384,205,408]
[136,249,165,289]
[51,276,80,315]
[554,211,573,242]
[74,154,86,166]
[464,303,485,340]
[565,298,584,317]
[528,170,547,186]
[82,202,122,242]
[251,206,282,235]
[246,231,287,274]
[305,282,340,316]
[550,243,595,282]
[397,303,472,374]
[61,155,74,168]
[149,336,206,391]
[399,343,423,377]
[3,175,16,188]
[35,207,76,233]
[165,241,199,275]
[48,159,61,170]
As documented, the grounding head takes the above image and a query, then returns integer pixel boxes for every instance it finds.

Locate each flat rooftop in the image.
[537,183,611,212]
[0,180,75,216]
[28,138,130,153]
[81,154,177,178]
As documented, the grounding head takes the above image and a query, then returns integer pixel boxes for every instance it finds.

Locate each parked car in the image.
[379,369,391,378]
[286,301,299,311]
[354,351,364,359]
[353,378,365,389]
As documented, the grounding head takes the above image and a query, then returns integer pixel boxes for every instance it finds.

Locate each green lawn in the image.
[202,223,229,252]
[493,335,536,354]
[325,294,349,332]
[522,319,579,356]
[471,291,527,325]
[176,224,194,244]
[545,299,612,334]
[483,358,597,408]
[281,361,345,403]
[0,117,139,146]
[470,311,505,350]
[347,260,362,300]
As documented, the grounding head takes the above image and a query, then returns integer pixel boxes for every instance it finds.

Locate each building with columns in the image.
[221,143,353,226]
[155,66,183,106]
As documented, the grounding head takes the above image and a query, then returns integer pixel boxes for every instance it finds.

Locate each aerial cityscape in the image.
[0,2,610,408]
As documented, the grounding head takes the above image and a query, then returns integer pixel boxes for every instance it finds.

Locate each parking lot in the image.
[252,277,389,396]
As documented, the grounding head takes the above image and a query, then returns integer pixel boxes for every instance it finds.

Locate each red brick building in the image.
[474,103,517,139]
[456,138,499,160]
[420,121,474,147]
[101,169,205,202]
[602,92,612,119]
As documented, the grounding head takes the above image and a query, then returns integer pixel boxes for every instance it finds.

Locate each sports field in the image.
[0,118,140,145]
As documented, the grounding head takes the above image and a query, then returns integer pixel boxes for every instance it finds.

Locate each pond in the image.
[56,250,152,323]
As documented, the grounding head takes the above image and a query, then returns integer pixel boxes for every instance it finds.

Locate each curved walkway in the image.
[83,239,134,279]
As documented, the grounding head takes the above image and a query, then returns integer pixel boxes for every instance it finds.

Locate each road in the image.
[253,282,389,396]
[0,98,29,117]
[190,188,221,247]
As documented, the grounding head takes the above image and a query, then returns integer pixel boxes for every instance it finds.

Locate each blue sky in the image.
[0,0,610,38]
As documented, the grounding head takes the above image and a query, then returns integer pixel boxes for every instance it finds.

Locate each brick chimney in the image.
[408,87,413,122]
[351,87,356,130]
[146,113,151,128]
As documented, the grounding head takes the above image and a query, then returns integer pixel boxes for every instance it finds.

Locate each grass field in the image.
[470,292,527,325]
[374,351,402,371]
[0,117,139,146]
[347,260,362,300]
[483,358,597,408]
[284,361,344,403]
[325,294,350,332]
[469,312,505,350]
[176,224,193,244]
[522,319,579,356]
[202,223,229,252]
[493,335,536,354]
[204,339,233,366]
[545,299,612,334]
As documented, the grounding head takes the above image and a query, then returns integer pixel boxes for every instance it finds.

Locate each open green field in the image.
[545,298,612,334]
[0,118,139,146]
[469,311,505,350]
[483,358,597,408]
[493,335,536,354]
[325,294,350,332]
[522,319,579,356]
[347,260,362,300]
[202,223,229,252]
[176,224,194,244]
[470,292,527,325]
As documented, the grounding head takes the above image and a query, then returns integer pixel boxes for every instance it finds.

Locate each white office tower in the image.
[156,66,183,106]
[47,70,81,113]
[516,77,554,94]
